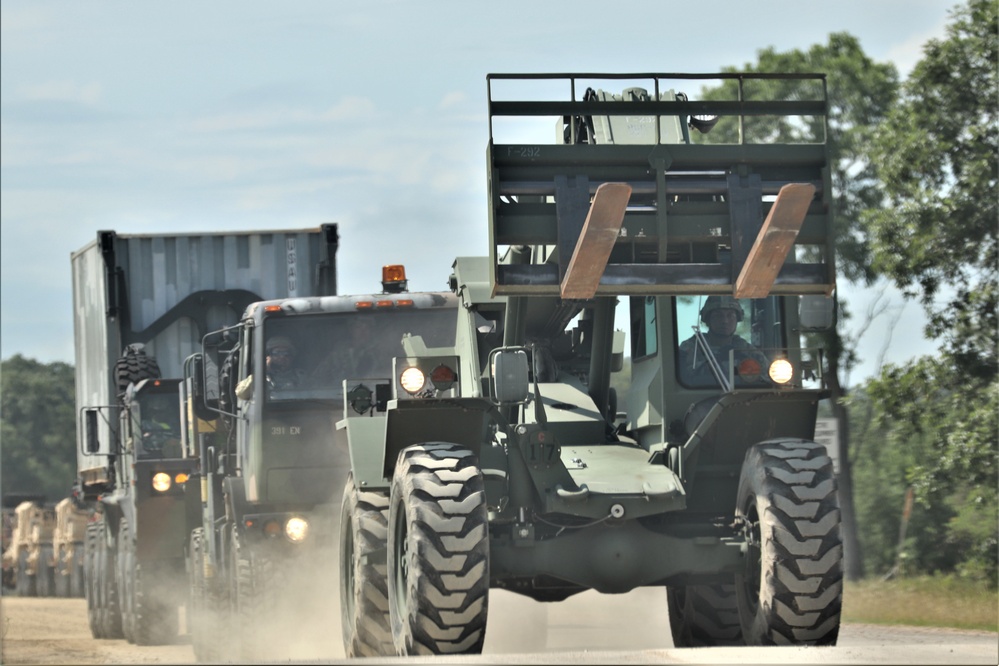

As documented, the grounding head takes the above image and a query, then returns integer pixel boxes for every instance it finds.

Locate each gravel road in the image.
[2,591,996,665]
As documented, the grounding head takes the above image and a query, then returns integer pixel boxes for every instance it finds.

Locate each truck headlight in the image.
[151,472,172,492]
[769,359,794,384]
[285,517,309,543]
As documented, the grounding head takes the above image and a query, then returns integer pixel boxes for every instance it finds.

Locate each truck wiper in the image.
[691,327,732,392]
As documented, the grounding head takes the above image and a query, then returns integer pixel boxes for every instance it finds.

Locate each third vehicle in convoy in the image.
[184,265,459,661]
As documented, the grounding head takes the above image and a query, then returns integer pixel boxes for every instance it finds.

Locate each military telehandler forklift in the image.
[338,73,842,655]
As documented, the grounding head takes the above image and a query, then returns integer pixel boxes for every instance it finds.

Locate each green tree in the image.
[852,0,999,587]
[865,0,998,379]
[697,33,901,580]
[1,355,78,502]
[699,32,900,286]
[863,360,998,586]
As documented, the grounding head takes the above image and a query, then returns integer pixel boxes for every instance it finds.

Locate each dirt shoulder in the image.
[1,596,194,665]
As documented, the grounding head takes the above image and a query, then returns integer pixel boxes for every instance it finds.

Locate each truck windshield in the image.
[263,307,457,402]
[674,295,786,389]
[137,391,182,458]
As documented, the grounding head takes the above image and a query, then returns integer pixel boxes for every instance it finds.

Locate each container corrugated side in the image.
[73,226,338,476]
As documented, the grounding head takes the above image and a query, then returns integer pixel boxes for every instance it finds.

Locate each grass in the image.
[843,575,999,632]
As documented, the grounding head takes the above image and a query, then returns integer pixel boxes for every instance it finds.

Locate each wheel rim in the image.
[342,513,356,621]
[741,501,762,616]
[391,500,409,622]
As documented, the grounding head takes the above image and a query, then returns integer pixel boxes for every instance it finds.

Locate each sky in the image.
[1,0,956,386]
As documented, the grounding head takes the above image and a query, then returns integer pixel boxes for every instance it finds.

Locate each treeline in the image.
[1,0,995,586]
[1,355,79,502]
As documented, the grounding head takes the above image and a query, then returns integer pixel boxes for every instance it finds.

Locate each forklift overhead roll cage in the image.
[485,72,835,299]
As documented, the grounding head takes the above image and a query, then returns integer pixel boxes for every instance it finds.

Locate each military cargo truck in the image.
[337,73,841,655]
[184,266,459,661]
[53,496,89,597]
[1,497,55,596]
[73,225,339,644]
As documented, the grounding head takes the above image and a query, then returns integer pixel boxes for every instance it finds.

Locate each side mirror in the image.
[84,409,100,455]
[489,349,530,405]
[799,295,835,331]
[190,354,218,422]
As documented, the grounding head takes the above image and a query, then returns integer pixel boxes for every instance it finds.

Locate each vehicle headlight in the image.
[285,517,309,543]
[151,472,172,492]
[769,358,794,384]
[399,367,426,395]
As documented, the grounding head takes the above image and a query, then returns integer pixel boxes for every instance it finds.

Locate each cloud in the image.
[0,4,57,49]
[320,96,376,121]
[18,81,102,106]
[885,19,949,77]
[439,91,466,110]
[189,96,377,132]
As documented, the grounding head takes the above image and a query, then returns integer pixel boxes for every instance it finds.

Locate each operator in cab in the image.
[234,335,305,400]
[678,296,769,386]
[264,336,305,389]
[140,398,181,457]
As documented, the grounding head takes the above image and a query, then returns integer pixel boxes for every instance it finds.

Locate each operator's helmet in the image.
[699,296,744,325]
[266,336,297,356]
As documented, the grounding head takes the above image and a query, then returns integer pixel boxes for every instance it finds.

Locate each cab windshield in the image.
[674,295,786,389]
[263,307,457,402]
[137,391,182,458]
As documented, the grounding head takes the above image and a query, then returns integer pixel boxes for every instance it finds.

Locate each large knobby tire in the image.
[36,547,55,597]
[667,584,744,647]
[340,473,393,657]
[70,550,85,598]
[114,343,161,397]
[226,527,243,657]
[54,551,70,598]
[387,443,490,656]
[735,439,843,645]
[189,528,223,663]
[188,529,207,659]
[16,549,36,597]
[134,563,179,645]
[231,527,285,660]
[100,517,124,639]
[118,519,178,646]
[84,522,102,636]
[117,520,137,643]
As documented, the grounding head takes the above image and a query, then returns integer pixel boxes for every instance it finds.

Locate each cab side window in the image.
[240,326,254,384]
[630,296,658,359]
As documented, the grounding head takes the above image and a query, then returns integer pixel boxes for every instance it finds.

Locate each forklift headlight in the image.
[151,472,172,493]
[399,367,426,395]
[769,359,794,384]
[285,517,309,543]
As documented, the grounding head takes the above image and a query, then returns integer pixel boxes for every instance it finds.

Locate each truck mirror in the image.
[190,354,216,422]
[799,295,835,331]
[490,349,530,405]
[84,409,100,455]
